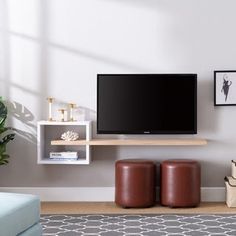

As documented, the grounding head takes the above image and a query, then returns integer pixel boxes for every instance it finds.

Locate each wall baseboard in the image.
[0,187,225,202]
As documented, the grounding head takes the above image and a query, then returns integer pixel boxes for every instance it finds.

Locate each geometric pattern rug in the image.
[41,214,236,236]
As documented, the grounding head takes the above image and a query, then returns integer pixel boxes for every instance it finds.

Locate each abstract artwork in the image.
[214,71,236,106]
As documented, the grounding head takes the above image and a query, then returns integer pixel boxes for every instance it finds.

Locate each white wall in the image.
[1,0,236,188]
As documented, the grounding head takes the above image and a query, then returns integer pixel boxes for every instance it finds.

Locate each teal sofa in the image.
[0,192,42,236]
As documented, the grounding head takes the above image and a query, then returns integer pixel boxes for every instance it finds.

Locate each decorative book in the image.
[49,152,78,159]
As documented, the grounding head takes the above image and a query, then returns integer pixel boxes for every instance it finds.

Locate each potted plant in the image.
[0,98,15,165]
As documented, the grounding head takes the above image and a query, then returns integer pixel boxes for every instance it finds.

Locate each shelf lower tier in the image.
[51,138,207,146]
[38,159,90,165]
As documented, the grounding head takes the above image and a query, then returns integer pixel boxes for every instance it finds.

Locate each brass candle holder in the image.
[46,97,55,121]
[68,103,77,121]
[58,108,66,122]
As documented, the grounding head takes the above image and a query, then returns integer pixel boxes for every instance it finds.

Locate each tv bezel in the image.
[97,74,197,135]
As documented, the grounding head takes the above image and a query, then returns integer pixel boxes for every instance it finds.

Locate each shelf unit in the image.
[37,121,92,164]
[37,120,207,165]
[51,138,207,146]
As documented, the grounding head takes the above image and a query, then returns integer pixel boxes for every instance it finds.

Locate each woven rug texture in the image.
[40,214,236,236]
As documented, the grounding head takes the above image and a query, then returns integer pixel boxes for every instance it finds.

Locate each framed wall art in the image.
[214,70,236,106]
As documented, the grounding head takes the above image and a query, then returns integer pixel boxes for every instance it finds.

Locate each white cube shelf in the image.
[37,121,92,164]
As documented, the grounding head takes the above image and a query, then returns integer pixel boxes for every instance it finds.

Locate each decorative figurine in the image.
[61,131,79,141]
[58,108,66,122]
[68,103,77,121]
[46,97,55,121]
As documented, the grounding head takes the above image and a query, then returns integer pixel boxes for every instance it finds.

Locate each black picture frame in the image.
[214,70,236,106]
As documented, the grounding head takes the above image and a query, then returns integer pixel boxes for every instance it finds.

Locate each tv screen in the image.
[97,74,197,134]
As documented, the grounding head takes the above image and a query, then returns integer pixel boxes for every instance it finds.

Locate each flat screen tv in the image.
[97,74,197,134]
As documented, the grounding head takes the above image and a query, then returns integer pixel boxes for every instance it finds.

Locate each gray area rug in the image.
[40,214,236,236]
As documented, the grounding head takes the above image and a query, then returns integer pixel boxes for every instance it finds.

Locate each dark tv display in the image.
[97,74,197,134]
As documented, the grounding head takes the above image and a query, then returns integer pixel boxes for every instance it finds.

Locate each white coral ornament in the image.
[61,131,79,141]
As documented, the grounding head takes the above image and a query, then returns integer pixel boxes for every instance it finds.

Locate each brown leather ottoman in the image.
[161,159,200,207]
[115,159,156,208]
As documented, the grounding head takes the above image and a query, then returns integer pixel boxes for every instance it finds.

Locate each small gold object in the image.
[58,108,66,122]
[68,103,77,121]
[46,97,55,121]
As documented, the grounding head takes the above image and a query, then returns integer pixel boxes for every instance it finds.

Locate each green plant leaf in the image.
[0,101,7,128]
[0,153,9,165]
[0,127,8,135]
[0,133,15,145]
[0,143,6,154]
[0,98,15,166]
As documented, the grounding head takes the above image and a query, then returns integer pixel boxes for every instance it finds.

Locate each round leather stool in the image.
[115,159,156,208]
[161,159,200,207]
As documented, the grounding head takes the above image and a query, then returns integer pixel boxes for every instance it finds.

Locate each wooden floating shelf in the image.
[51,139,207,146]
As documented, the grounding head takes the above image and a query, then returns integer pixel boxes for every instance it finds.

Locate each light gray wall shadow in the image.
[0,0,10,98]
[7,101,37,144]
